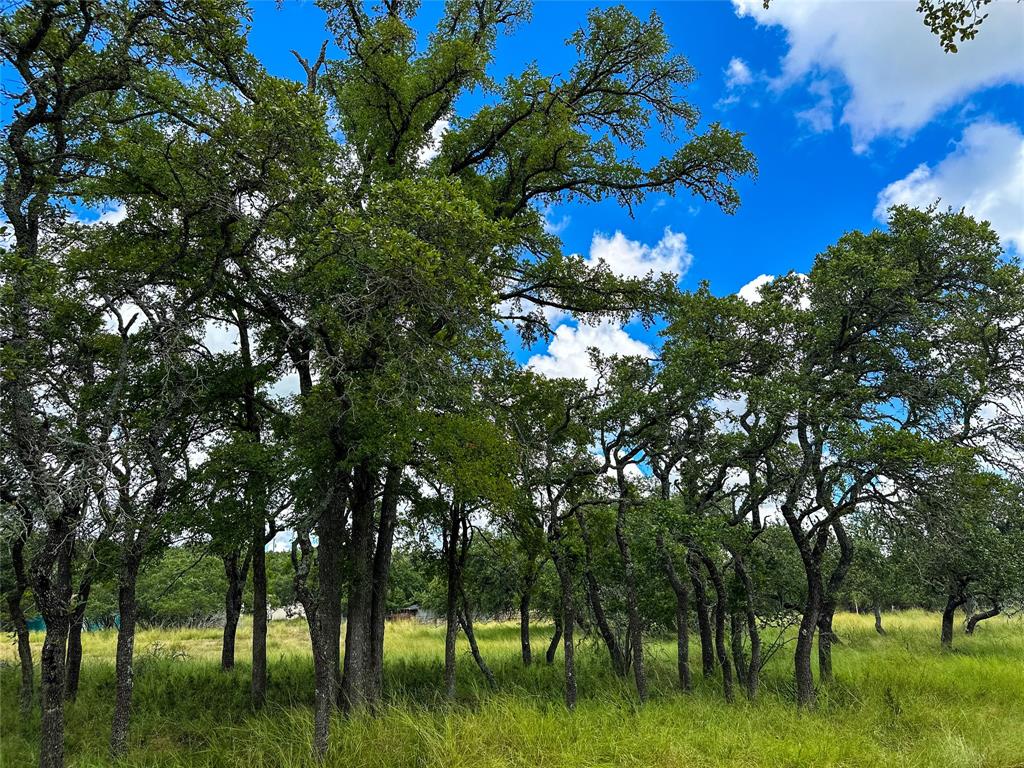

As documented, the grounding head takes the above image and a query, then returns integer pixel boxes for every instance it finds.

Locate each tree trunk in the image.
[736,558,760,701]
[340,462,375,712]
[309,619,334,761]
[614,469,647,702]
[251,524,269,708]
[237,307,270,708]
[39,614,70,768]
[110,556,142,758]
[221,549,250,672]
[701,555,734,702]
[368,465,401,705]
[443,501,460,699]
[658,535,691,692]
[817,608,836,682]
[306,471,348,758]
[794,573,821,708]
[64,578,91,702]
[458,606,496,688]
[554,553,577,710]
[576,510,626,676]
[817,520,852,684]
[34,518,77,768]
[688,552,716,678]
[730,612,748,692]
[6,515,34,714]
[519,592,533,667]
[546,614,562,665]
[965,603,1000,634]
[873,604,886,636]
[65,541,107,702]
[941,592,966,648]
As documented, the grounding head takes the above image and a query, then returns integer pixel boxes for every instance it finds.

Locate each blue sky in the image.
[253,1,1023,373]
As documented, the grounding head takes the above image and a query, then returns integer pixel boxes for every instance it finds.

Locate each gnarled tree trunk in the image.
[965,603,1000,634]
[873,604,886,636]
[817,520,852,683]
[340,462,375,712]
[700,555,734,702]
[5,503,34,714]
[110,553,142,758]
[614,469,647,702]
[658,535,691,692]
[576,510,626,677]
[251,523,269,708]
[546,613,562,664]
[221,547,252,671]
[941,589,967,648]
[688,552,716,678]
[369,466,401,703]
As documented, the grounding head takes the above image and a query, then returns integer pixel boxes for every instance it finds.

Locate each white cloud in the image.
[585,227,692,281]
[73,201,127,226]
[875,120,1024,251]
[203,320,238,354]
[725,57,754,89]
[417,118,450,165]
[542,204,571,235]
[526,321,653,384]
[737,274,776,303]
[734,0,1024,149]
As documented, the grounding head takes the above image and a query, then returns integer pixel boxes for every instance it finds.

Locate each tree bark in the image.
[614,469,647,702]
[965,603,1000,634]
[817,520,852,684]
[458,606,496,688]
[873,604,886,636]
[546,614,562,664]
[730,612,748,692]
[109,556,141,758]
[941,591,966,648]
[303,471,349,759]
[443,500,461,699]
[64,575,92,702]
[369,464,401,705]
[519,592,533,667]
[39,614,70,768]
[5,506,34,714]
[794,572,821,708]
[658,535,691,692]
[221,548,251,671]
[701,555,734,702]
[33,513,78,768]
[251,524,269,708]
[340,462,375,712]
[555,553,577,710]
[734,557,760,700]
[576,509,626,676]
[688,552,716,678]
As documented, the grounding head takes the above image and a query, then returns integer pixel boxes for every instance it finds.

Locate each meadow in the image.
[2,611,1022,768]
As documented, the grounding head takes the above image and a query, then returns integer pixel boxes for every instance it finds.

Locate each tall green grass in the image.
[2,611,1022,767]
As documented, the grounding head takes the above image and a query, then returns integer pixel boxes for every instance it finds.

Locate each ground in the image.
[2,611,1023,767]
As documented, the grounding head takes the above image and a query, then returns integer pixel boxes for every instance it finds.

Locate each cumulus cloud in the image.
[585,227,692,281]
[733,0,1024,149]
[725,57,754,89]
[416,118,450,165]
[737,274,776,303]
[875,120,1024,251]
[73,201,127,226]
[526,321,653,384]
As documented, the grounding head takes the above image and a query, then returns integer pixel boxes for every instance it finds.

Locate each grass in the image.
[2,611,1023,767]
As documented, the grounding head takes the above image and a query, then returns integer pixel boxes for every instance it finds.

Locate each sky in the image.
[243,0,1024,379]
[63,0,1024,381]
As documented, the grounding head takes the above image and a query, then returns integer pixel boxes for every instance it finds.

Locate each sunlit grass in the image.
[2,611,1022,767]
